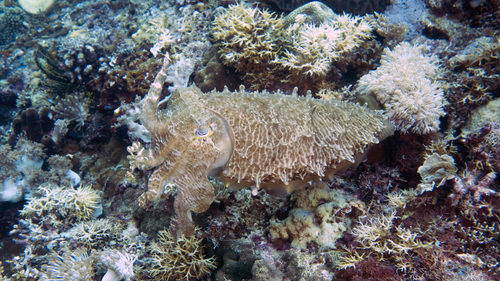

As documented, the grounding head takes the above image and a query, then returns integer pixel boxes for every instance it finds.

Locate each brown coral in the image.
[148,228,216,280]
[127,55,394,239]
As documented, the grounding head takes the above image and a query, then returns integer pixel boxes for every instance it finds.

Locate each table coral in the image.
[127,54,394,239]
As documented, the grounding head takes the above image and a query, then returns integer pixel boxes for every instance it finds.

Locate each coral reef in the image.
[1,0,500,280]
[445,37,500,130]
[203,187,287,248]
[86,49,164,109]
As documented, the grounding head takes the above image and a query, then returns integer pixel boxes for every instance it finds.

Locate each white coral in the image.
[277,14,373,77]
[357,42,445,134]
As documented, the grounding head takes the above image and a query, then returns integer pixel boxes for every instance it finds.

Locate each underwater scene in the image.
[0,0,499,280]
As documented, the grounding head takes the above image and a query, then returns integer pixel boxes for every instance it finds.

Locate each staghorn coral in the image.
[148,228,216,280]
[127,55,394,239]
[357,42,446,134]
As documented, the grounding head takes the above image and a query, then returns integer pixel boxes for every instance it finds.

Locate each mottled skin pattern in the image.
[128,55,394,239]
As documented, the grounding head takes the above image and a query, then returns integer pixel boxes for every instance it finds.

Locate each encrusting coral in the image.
[357,42,446,134]
[127,54,395,239]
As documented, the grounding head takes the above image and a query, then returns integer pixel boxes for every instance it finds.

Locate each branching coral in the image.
[338,211,434,271]
[357,42,446,134]
[276,13,373,77]
[211,1,283,88]
[211,1,377,91]
[148,228,216,280]
[20,184,101,222]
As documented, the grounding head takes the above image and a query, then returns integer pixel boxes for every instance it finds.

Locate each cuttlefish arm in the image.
[171,167,215,240]
[127,55,172,171]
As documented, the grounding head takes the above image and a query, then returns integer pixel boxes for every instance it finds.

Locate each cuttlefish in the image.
[127,55,394,239]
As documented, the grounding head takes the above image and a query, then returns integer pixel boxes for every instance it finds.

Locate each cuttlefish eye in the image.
[194,122,217,139]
